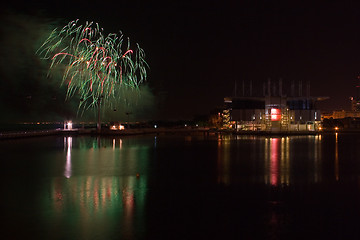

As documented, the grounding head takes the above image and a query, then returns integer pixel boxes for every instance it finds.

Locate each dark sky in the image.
[3,0,360,120]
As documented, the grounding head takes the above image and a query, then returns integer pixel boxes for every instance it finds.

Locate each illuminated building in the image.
[224,79,328,131]
[351,78,360,112]
[323,82,360,120]
[323,110,360,119]
[350,96,360,112]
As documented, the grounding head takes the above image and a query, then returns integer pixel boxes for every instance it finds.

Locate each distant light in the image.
[110,124,125,130]
[184,124,187,127]
[154,124,157,128]
[335,127,339,131]
[67,121,73,130]
[196,124,199,127]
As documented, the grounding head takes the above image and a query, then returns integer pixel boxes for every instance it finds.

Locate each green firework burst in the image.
[37,20,148,114]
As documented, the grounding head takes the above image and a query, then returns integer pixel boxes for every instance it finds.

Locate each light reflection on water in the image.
[335,132,339,181]
[3,133,360,239]
[217,134,325,186]
[46,136,150,239]
[64,137,72,178]
[49,175,146,239]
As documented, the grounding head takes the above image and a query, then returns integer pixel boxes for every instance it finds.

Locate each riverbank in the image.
[0,129,61,139]
[0,126,336,140]
[0,127,209,140]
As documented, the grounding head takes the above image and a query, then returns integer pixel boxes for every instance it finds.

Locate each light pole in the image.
[125,112,132,129]
[97,96,103,133]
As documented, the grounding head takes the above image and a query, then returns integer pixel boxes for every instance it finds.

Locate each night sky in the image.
[2,0,360,121]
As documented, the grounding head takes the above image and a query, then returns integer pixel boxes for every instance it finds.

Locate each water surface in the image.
[2,133,360,239]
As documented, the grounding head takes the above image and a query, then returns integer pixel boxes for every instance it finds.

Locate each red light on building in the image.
[271,108,281,121]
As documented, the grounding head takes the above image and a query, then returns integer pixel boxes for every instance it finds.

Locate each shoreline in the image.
[0,127,350,140]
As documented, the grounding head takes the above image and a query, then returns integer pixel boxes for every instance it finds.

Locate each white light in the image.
[67,121,73,130]
[119,125,125,130]
[154,124,157,128]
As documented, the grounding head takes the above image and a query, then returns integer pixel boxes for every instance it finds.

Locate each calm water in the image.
[2,133,360,239]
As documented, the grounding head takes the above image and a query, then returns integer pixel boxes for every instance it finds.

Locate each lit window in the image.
[270,108,281,121]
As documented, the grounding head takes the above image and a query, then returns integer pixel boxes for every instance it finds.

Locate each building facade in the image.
[224,80,327,131]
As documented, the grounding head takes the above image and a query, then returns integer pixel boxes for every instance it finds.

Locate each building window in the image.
[271,108,281,121]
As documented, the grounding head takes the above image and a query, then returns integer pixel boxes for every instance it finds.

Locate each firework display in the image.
[37,20,148,112]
